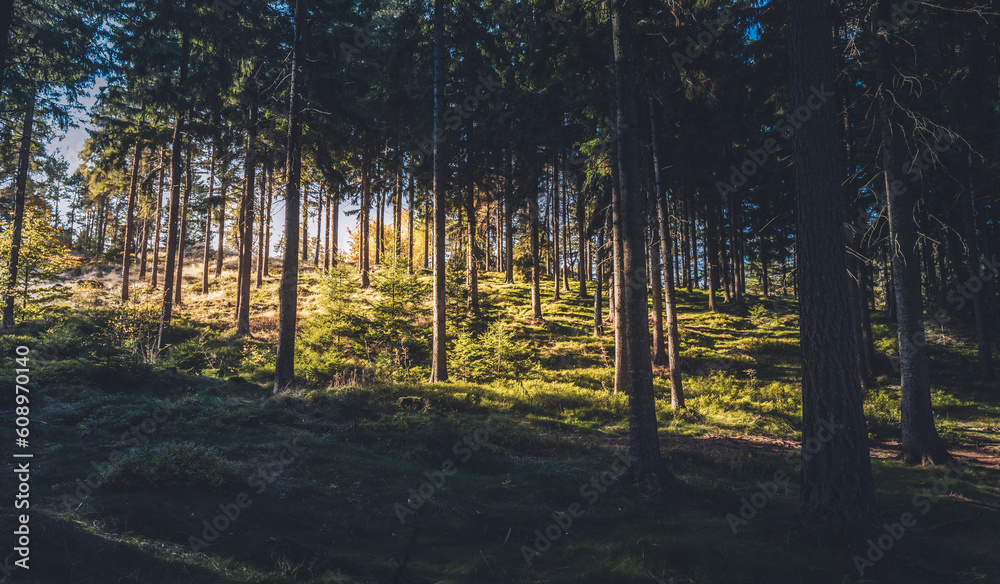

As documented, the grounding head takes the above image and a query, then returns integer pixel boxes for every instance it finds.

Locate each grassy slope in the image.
[2,258,999,584]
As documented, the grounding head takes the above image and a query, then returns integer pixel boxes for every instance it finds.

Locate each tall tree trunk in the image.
[562,170,570,293]
[594,224,605,337]
[202,210,212,295]
[789,0,876,518]
[874,0,950,465]
[552,157,561,302]
[216,185,226,277]
[962,155,994,381]
[729,196,743,304]
[611,0,675,487]
[706,202,719,311]
[377,179,386,264]
[202,144,215,295]
[682,199,691,292]
[835,24,876,388]
[691,208,699,289]
[466,178,479,314]
[257,164,268,286]
[505,151,515,284]
[274,0,307,392]
[650,98,684,409]
[610,83,628,396]
[151,150,166,288]
[138,215,149,281]
[2,92,34,328]
[329,187,338,267]
[174,147,192,306]
[314,183,323,267]
[423,198,430,270]
[156,1,192,350]
[530,168,543,321]
[121,140,143,302]
[301,181,309,263]
[360,152,371,287]
[157,114,187,350]
[649,224,668,367]
[429,0,449,382]
[394,164,402,257]
[720,208,732,303]
[577,180,588,298]
[324,180,331,272]
[236,94,258,336]
[407,170,414,272]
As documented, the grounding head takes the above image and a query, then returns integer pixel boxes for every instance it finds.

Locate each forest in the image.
[1,0,999,582]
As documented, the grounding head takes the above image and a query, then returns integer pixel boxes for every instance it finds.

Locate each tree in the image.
[610,0,676,488]
[156,0,192,351]
[121,140,144,301]
[872,0,951,465]
[0,204,68,319]
[274,0,308,392]
[428,0,448,383]
[650,99,683,409]
[2,91,34,328]
[789,0,876,518]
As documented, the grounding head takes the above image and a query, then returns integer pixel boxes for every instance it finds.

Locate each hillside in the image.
[2,258,998,584]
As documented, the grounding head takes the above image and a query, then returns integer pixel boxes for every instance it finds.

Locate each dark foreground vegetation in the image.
[1,265,998,583]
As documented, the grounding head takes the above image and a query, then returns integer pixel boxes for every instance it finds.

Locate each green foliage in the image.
[102,442,242,491]
[863,387,902,440]
[299,258,430,385]
[451,321,535,382]
[164,330,244,377]
[683,372,802,435]
[93,304,160,362]
[0,203,70,320]
[367,254,431,349]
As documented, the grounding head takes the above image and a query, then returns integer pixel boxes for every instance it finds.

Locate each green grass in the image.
[3,262,999,583]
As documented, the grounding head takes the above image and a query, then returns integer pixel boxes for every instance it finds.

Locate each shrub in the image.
[103,442,242,491]
[451,321,535,382]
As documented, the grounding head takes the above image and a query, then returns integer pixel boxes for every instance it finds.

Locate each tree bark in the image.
[216,184,226,277]
[611,0,676,487]
[962,154,994,381]
[157,114,187,350]
[149,149,165,289]
[236,101,257,337]
[650,98,684,409]
[202,144,215,295]
[329,187,338,267]
[121,140,143,302]
[360,152,371,287]
[789,0,876,518]
[274,0,307,392]
[505,151,515,284]
[466,178,479,314]
[2,92,34,328]
[429,0,449,382]
[528,162,544,321]
[552,157,561,302]
[314,183,323,267]
[301,181,309,263]
[257,161,268,286]
[610,84,628,396]
[874,0,950,465]
[577,177,588,298]
[407,169,414,272]
[324,178,331,272]
[174,146,192,306]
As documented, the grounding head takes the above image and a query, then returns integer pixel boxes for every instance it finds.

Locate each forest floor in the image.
[2,255,999,584]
